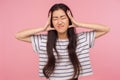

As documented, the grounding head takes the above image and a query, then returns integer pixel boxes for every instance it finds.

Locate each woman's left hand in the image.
[67,10,79,27]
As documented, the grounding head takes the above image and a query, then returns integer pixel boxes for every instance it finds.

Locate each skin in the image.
[52,9,69,39]
[15,9,110,42]
[67,10,110,39]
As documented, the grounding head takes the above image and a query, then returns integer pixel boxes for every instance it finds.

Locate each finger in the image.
[67,10,72,18]
[47,26,55,31]
[50,28,55,30]
[46,12,51,27]
[69,24,74,28]
[48,12,52,19]
[47,28,55,31]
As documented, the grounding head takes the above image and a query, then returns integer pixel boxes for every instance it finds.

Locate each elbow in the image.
[105,26,110,33]
[15,32,22,40]
[97,24,110,33]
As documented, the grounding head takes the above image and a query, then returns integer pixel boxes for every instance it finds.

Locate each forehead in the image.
[52,9,66,17]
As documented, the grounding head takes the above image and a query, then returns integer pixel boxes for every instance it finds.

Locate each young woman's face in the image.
[52,9,69,34]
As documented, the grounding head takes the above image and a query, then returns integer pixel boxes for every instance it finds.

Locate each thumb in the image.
[67,10,72,19]
[69,24,75,28]
[49,27,55,30]
[46,26,55,31]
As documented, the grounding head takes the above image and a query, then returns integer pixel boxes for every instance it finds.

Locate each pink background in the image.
[0,0,120,80]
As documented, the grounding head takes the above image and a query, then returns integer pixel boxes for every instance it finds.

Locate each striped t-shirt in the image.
[31,31,95,80]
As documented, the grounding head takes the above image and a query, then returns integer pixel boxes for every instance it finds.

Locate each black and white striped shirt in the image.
[31,31,95,80]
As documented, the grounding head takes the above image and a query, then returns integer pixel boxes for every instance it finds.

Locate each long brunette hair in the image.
[43,3,81,79]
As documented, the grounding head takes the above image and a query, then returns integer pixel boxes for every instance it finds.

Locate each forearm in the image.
[76,22,109,32]
[15,27,45,39]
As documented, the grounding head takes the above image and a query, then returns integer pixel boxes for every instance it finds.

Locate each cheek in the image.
[52,21,58,29]
[52,21,57,26]
[64,19,69,26]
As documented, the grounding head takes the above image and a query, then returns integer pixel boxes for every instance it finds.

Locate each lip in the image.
[58,26,64,28]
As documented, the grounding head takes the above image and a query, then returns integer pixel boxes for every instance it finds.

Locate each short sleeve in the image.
[30,34,42,53]
[85,30,96,48]
[77,30,96,48]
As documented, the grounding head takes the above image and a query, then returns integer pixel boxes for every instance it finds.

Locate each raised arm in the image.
[67,11,110,39]
[15,27,47,43]
[15,13,54,43]
[74,22,110,38]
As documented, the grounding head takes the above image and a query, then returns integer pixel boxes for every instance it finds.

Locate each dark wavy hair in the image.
[43,3,81,79]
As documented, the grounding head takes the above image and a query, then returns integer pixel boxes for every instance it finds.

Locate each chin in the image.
[57,30,67,34]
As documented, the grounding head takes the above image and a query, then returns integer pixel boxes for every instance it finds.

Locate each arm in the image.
[74,22,110,38]
[15,27,47,43]
[15,13,54,43]
[67,11,110,39]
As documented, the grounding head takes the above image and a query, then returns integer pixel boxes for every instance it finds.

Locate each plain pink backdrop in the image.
[0,0,120,80]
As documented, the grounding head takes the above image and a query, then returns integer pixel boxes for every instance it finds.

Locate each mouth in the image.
[58,26,64,28]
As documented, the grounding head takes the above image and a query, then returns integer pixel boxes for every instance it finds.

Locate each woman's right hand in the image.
[15,12,55,43]
[43,12,55,31]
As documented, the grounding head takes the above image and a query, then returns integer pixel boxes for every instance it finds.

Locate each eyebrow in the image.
[52,15,66,18]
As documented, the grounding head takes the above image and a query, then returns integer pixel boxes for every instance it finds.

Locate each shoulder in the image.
[31,34,48,43]
[77,31,95,37]
[40,34,47,39]
[77,31,96,48]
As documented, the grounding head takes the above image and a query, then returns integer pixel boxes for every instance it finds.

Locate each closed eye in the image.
[62,17,66,19]
[53,18,58,21]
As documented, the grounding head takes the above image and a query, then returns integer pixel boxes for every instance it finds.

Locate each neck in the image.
[58,32,68,39]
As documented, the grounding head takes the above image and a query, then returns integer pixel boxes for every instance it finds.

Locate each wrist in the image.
[40,27,46,32]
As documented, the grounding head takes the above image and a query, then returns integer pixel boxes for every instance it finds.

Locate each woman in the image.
[15,3,110,80]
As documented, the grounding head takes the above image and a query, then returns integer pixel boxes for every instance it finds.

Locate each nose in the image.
[58,19,62,25]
